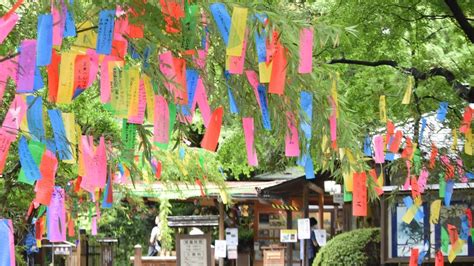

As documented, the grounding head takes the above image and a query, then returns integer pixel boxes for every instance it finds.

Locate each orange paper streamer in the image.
[352,172,367,216]
[201,107,223,152]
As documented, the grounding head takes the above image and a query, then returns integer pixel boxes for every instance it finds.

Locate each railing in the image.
[130,245,177,266]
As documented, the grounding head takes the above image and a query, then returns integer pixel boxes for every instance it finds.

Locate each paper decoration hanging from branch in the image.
[285,112,300,157]
[402,76,413,105]
[47,186,66,242]
[379,95,387,122]
[242,117,258,166]
[201,107,223,152]
[298,27,313,74]
[227,7,247,57]
[0,219,15,266]
[0,12,19,44]
[352,172,367,216]
[17,39,37,93]
[36,14,53,66]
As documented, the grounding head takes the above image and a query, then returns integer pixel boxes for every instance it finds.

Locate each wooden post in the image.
[318,193,324,230]
[302,184,309,266]
[218,201,225,266]
[134,244,142,266]
[286,207,293,266]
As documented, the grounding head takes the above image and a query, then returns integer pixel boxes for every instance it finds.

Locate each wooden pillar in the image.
[133,244,142,266]
[286,205,293,266]
[302,184,309,266]
[218,201,225,266]
[318,194,324,230]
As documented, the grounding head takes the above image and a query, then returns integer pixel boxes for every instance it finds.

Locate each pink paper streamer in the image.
[329,96,337,142]
[2,95,27,140]
[52,2,66,47]
[457,159,467,183]
[298,27,313,74]
[159,51,185,104]
[373,135,385,164]
[80,136,107,192]
[154,95,170,144]
[17,39,37,93]
[0,58,18,102]
[86,49,99,87]
[242,117,258,166]
[47,187,66,242]
[403,160,411,189]
[195,78,211,127]
[0,12,19,44]
[228,30,248,74]
[91,217,97,236]
[128,79,146,124]
[285,112,300,157]
[244,70,261,108]
[418,168,429,193]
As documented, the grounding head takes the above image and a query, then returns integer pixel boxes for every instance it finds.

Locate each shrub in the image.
[313,228,380,266]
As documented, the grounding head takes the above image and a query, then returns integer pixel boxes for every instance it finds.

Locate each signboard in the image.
[227,245,238,259]
[333,193,344,204]
[297,218,310,239]
[176,234,211,266]
[280,229,297,243]
[214,240,227,258]
[225,228,238,246]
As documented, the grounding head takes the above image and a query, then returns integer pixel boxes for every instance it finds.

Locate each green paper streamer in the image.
[413,148,421,175]
[343,186,352,202]
[182,2,199,50]
[441,226,449,254]
[18,140,46,185]
[121,119,136,161]
[439,173,446,198]
[155,103,176,150]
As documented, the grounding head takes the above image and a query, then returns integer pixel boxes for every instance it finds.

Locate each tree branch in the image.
[328,58,474,103]
[444,0,474,43]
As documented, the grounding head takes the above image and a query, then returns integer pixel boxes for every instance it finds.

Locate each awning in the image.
[124,180,285,201]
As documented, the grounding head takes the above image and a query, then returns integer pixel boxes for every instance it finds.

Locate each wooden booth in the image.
[380,182,474,265]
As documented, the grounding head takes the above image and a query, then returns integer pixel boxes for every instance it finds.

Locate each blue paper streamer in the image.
[467,172,474,179]
[418,118,427,145]
[0,219,14,266]
[385,152,395,161]
[27,96,45,142]
[436,102,449,122]
[300,91,313,140]
[48,109,72,160]
[181,69,199,116]
[46,139,57,153]
[143,46,151,69]
[417,241,429,265]
[444,179,454,207]
[254,13,268,24]
[210,3,231,45]
[18,136,42,183]
[179,147,185,160]
[255,29,267,63]
[403,196,423,223]
[64,0,76,38]
[96,9,115,55]
[36,14,53,66]
[363,135,372,156]
[224,71,239,114]
[304,154,315,179]
[460,215,469,240]
[33,66,44,91]
[128,43,140,59]
[102,175,113,209]
[258,84,271,130]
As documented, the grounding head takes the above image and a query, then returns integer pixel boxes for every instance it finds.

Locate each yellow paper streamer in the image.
[379,95,387,122]
[227,7,248,56]
[77,124,84,176]
[452,129,458,151]
[402,204,418,224]
[465,128,472,155]
[402,76,413,105]
[74,21,97,50]
[448,239,465,263]
[127,67,140,119]
[343,169,354,192]
[430,200,441,224]
[143,74,155,122]
[57,52,76,104]
[62,113,77,164]
[258,62,273,83]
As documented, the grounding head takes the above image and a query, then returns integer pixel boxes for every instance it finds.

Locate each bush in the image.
[313,228,380,266]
